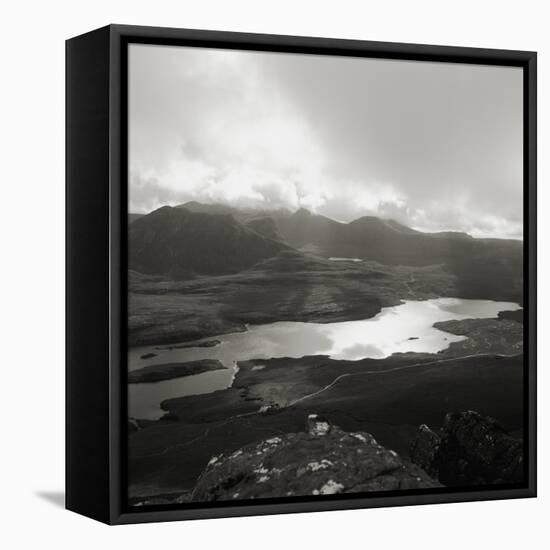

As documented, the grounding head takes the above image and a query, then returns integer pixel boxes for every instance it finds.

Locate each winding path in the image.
[133,350,521,460]
[288,351,521,407]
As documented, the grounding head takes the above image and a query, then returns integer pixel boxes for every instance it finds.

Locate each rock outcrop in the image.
[410,411,524,486]
[409,424,441,478]
[191,414,440,501]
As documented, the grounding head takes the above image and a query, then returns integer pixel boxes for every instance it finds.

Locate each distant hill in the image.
[274,208,476,265]
[275,208,344,250]
[128,213,144,224]
[274,208,522,302]
[129,206,289,277]
[245,217,283,241]
[175,201,235,216]
[177,201,292,224]
[131,202,522,302]
[274,207,519,258]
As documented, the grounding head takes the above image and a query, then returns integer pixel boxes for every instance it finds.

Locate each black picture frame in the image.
[66,24,537,525]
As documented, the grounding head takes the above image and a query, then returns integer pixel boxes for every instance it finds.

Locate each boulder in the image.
[409,424,441,478]
[191,418,440,501]
[410,410,524,486]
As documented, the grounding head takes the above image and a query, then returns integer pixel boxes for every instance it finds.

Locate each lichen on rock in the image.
[191,416,440,501]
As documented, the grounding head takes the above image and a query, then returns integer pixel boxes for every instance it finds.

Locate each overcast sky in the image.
[129,44,523,239]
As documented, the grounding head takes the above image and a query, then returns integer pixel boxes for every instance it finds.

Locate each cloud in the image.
[129,45,523,239]
[129,44,325,213]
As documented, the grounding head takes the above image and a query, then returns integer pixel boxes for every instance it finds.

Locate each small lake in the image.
[328,257,363,262]
[128,298,521,420]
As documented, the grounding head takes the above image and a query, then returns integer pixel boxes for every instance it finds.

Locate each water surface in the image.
[129,298,521,419]
[328,257,363,262]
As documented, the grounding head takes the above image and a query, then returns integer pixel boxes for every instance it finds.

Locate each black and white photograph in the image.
[127,43,526,506]
[4,0,548,544]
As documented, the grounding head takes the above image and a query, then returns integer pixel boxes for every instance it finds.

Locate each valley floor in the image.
[129,252,457,346]
[128,309,524,501]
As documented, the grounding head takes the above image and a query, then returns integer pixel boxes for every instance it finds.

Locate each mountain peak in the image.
[176,201,234,215]
[350,215,418,235]
[129,205,288,277]
[294,207,312,217]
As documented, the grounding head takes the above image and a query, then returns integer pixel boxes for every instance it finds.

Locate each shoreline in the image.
[129,350,524,499]
[128,359,226,384]
[128,294,522,352]
[127,300,524,500]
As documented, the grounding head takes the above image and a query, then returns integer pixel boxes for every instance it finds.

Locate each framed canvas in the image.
[66,24,537,525]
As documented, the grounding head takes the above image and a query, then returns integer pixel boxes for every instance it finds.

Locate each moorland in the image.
[127,202,524,502]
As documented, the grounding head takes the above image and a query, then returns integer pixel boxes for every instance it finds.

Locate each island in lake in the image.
[126,45,524,507]
[128,359,226,384]
[126,202,524,505]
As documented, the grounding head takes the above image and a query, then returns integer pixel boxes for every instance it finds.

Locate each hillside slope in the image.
[129,206,289,277]
[177,200,292,224]
[275,208,522,302]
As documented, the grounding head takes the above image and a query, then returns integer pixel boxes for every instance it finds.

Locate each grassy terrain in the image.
[128,316,523,499]
[498,309,524,323]
[128,352,523,498]
[126,207,524,501]
[129,251,455,346]
[434,318,523,356]
[128,359,225,384]
[127,238,523,500]
[275,209,523,303]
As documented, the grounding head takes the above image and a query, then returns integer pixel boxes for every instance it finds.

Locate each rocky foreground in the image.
[129,348,523,499]
[191,414,440,501]
[410,410,524,486]
[130,410,523,505]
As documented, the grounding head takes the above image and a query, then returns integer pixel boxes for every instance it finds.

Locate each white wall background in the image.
[1,0,546,547]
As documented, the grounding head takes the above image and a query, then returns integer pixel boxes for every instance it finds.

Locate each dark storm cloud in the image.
[129,44,523,238]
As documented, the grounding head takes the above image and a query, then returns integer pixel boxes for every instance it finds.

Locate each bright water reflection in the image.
[128,298,521,419]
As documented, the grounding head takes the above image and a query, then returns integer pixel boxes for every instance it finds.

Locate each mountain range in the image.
[176,200,292,224]
[129,201,522,301]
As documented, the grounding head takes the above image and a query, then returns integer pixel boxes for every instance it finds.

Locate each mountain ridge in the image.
[129,202,522,302]
[129,205,289,277]
[145,201,521,242]
[176,200,293,224]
